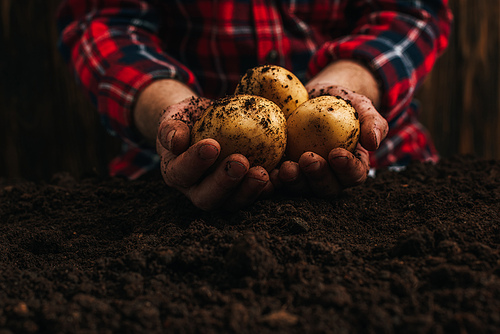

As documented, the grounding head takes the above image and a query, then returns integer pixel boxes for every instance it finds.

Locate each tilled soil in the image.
[0,155,499,333]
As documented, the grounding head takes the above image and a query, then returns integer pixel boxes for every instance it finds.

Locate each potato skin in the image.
[235,65,309,119]
[191,95,287,171]
[286,95,360,162]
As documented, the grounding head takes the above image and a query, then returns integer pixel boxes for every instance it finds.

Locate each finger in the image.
[157,96,214,155]
[298,152,342,196]
[222,166,271,211]
[328,145,370,188]
[161,138,220,189]
[358,110,389,151]
[187,154,250,211]
[277,160,310,195]
[340,90,388,151]
[157,120,191,155]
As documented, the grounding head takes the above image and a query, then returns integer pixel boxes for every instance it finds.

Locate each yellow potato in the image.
[235,65,309,119]
[191,94,287,171]
[286,95,360,162]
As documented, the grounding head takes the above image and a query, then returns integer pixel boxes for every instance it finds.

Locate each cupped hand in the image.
[271,84,388,196]
[156,97,273,211]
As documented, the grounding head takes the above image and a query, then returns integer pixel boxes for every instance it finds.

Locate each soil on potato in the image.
[1,155,499,333]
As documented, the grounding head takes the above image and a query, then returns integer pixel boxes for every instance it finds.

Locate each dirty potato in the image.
[191,94,287,171]
[286,95,360,162]
[235,65,309,119]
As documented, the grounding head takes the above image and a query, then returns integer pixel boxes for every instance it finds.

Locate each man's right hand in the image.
[155,96,273,211]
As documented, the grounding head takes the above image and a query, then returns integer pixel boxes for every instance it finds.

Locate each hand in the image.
[271,77,388,196]
[156,96,273,211]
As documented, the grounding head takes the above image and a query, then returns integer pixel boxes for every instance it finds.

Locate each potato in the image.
[191,94,287,171]
[235,65,309,119]
[286,95,360,162]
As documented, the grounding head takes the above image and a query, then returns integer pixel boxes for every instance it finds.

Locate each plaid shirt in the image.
[57,0,452,179]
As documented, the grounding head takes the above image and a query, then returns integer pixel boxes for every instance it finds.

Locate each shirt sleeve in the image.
[308,0,453,120]
[56,0,200,148]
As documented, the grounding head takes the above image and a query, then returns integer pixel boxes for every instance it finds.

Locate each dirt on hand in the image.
[0,155,499,333]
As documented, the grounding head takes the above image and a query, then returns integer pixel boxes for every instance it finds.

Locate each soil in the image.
[1,155,499,334]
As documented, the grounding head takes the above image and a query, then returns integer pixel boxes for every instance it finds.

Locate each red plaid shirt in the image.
[57,0,452,179]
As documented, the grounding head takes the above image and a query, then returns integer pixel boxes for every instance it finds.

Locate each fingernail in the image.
[249,170,269,185]
[304,161,320,172]
[198,144,219,160]
[225,161,247,178]
[166,130,176,151]
[249,177,268,185]
[331,155,350,164]
[373,128,381,149]
[282,175,298,183]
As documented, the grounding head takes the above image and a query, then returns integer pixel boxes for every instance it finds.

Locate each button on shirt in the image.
[57,0,452,179]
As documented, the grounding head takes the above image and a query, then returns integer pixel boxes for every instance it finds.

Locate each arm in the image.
[274,0,452,196]
[307,60,380,108]
[274,61,388,196]
[133,79,197,145]
[308,0,453,118]
[57,0,271,210]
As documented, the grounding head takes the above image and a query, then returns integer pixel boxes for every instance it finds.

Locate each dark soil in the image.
[1,155,499,333]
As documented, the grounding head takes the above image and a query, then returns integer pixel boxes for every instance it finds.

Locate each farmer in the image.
[57,1,452,211]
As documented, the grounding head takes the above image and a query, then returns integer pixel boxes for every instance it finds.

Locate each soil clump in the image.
[1,155,499,333]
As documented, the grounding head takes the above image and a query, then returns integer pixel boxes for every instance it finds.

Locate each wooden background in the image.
[1,0,499,181]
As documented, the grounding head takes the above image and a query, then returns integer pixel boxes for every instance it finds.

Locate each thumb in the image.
[157,120,192,156]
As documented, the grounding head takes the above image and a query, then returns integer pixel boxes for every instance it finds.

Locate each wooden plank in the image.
[418,0,500,160]
[0,0,120,180]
